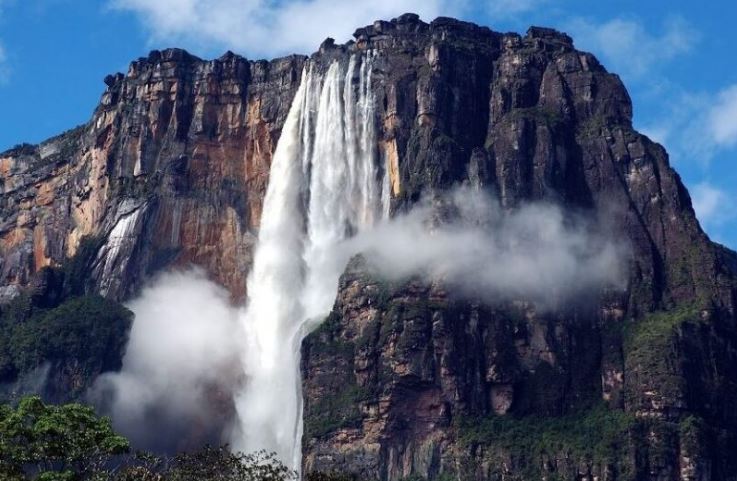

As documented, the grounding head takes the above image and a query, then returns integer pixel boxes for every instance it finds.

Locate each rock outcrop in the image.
[1,12,736,481]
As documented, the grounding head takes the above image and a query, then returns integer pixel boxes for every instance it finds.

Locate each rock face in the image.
[1,13,737,481]
[299,15,737,481]
[0,49,305,301]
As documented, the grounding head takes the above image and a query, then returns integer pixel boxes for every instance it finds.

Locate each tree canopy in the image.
[0,396,129,480]
[0,397,299,481]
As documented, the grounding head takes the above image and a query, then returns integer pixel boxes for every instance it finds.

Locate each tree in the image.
[0,397,299,481]
[0,396,129,480]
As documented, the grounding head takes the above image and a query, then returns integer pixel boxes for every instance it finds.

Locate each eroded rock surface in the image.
[1,49,305,301]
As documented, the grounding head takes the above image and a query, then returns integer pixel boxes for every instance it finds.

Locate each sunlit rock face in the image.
[0,49,305,301]
[2,12,737,481]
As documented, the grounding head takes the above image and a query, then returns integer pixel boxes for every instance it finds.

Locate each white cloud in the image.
[639,89,707,159]
[640,83,737,166]
[690,181,734,228]
[566,16,698,79]
[90,269,244,451]
[708,84,737,148]
[110,0,458,58]
[486,0,548,18]
[0,1,8,85]
[0,42,8,84]
[346,187,627,308]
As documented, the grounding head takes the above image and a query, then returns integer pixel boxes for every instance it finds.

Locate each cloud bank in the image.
[109,0,458,58]
[0,1,8,85]
[708,84,737,148]
[486,0,550,20]
[0,43,8,84]
[348,188,627,307]
[640,83,737,165]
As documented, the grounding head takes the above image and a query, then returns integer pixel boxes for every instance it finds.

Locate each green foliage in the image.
[115,448,296,481]
[11,296,131,374]
[305,472,360,481]
[456,404,636,469]
[0,296,133,397]
[678,415,707,455]
[0,396,129,480]
[0,397,299,481]
[308,312,354,359]
[506,106,562,128]
[2,143,36,157]
[152,448,295,481]
[576,114,611,140]
[623,306,699,355]
[0,232,131,399]
[622,306,700,403]
[303,385,369,439]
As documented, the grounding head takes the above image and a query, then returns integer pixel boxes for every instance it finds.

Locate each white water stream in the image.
[232,52,387,471]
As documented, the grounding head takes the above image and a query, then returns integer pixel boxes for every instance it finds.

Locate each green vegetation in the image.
[308,311,354,359]
[0,396,297,481]
[0,295,132,398]
[505,106,563,128]
[678,415,707,455]
[0,235,133,400]
[148,448,295,481]
[303,385,370,439]
[576,114,611,139]
[456,404,636,468]
[622,306,700,403]
[0,396,129,480]
[303,311,367,439]
[304,472,360,481]
[623,305,699,360]
[0,296,132,385]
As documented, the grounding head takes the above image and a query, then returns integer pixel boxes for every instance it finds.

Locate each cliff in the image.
[1,12,736,481]
[0,49,305,302]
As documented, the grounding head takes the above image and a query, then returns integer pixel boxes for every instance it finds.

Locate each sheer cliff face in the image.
[2,12,737,481]
[0,50,305,301]
[298,16,737,481]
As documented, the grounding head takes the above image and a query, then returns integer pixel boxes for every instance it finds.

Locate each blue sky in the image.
[0,0,735,248]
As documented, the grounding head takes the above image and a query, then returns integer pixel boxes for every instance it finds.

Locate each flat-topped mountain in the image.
[1,13,736,481]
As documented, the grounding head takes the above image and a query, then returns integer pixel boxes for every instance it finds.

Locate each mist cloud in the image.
[346,188,627,307]
[90,269,243,452]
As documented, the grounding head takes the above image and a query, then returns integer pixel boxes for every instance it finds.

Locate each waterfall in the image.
[232,51,386,471]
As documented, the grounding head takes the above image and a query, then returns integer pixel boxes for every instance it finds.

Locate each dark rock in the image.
[319,37,337,53]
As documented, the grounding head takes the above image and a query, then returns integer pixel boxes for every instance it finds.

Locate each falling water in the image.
[232,51,386,471]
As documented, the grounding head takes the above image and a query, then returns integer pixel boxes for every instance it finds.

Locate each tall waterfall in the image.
[232,52,386,471]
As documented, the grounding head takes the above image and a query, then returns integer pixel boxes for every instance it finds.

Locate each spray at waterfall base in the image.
[92,52,625,470]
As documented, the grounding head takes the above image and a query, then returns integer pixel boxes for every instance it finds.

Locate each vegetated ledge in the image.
[454,404,714,481]
[0,236,133,403]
